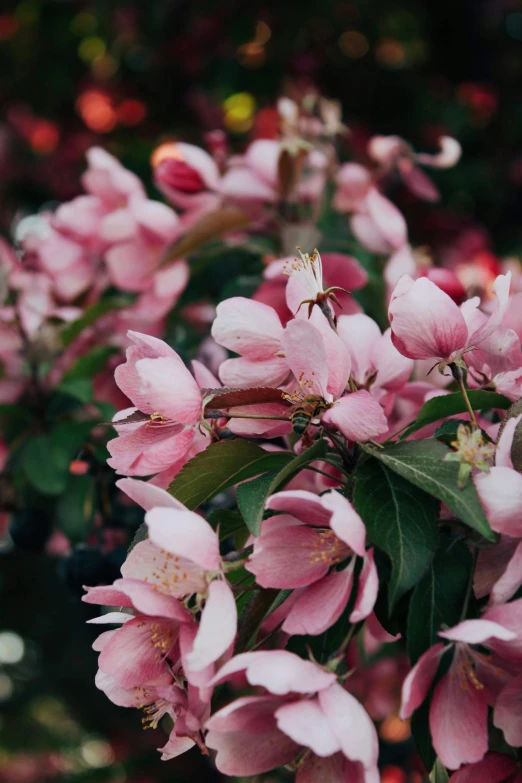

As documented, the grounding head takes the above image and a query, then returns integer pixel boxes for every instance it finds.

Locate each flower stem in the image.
[450,363,478,429]
[460,548,478,621]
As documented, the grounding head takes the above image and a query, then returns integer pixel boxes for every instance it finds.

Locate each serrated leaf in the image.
[362,440,494,541]
[168,439,293,509]
[433,419,470,444]
[62,345,119,381]
[354,458,439,609]
[407,540,472,664]
[236,439,329,536]
[61,298,127,347]
[161,207,250,264]
[429,759,449,783]
[203,386,286,411]
[401,391,511,439]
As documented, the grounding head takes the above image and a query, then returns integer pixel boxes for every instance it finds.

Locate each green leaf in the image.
[62,345,119,381]
[411,698,436,771]
[55,377,93,404]
[61,298,127,346]
[362,440,494,541]
[433,419,470,444]
[236,439,329,535]
[407,540,472,664]
[402,391,511,439]
[55,474,96,542]
[429,759,449,783]
[354,458,439,608]
[207,508,246,540]
[0,404,32,443]
[22,435,69,496]
[168,439,294,509]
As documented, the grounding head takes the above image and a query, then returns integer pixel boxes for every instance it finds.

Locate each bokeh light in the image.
[223,92,256,133]
[0,631,25,664]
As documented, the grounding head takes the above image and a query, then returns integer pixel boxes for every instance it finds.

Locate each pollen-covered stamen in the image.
[148,622,177,661]
[443,423,495,487]
[452,646,486,693]
[141,698,174,729]
[283,247,350,324]
[300,528,351,565]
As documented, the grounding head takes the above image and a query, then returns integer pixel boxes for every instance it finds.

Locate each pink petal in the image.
[337,314,381,386]
[439,619,516,644]
[496,415,522,470]
[449,752,518,783]
[307,309,352,399]
[211,650,336,695]
[384,245,417,289]
[98,617,178,688]
[371,329,414,391]
[107,425,194,476]
[159,734,196,761]
[218,356,289,388]
[482,598,522,663]
[282,567,354,636]
[490,540,522,606]
[116,477,186,510]
[121,540,207,598]
[145,506,221,572]
[282,319,330,399]
[493,674,522,747]
[350,213,394,255]
[475,467,522,537]
[297,753,373,783]
[388,275,468,361]
[416,137,462,168]
[475,536,519,599]
[366,188,407,249]
[266,490,332,526]
[322,390,388,442]
[185,580,237,671]
[113,578,191,621]
[350,549,378,622]
[400,163,440,202]
[219,166,277,202]
[319,682,379,769]
[321,491,366,556]
[134,356,201,424]
[82,585,133,608]
[430,664,488,770]
[246,525,335,588]
[400,643,445,719]
[275,698,341,757]
[212,297,284,359]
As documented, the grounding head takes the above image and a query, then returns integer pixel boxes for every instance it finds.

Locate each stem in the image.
[212,411,290,421]
[460,548,478,621]
[450,363,478,429]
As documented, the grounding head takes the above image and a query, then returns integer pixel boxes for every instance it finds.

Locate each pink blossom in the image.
[400,616,519,769]
[107,332,205,478]
[449,752,521,783]
[388,271,511,363]
[206,651,378,779]
[153,142,221,212]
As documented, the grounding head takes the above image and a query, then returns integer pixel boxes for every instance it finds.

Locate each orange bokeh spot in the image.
[117,99,147,126]
[30,120,59,154]
[76,89,117,133]
[69,460,89,476]
[379,715,411,743]
[150,142,184,168]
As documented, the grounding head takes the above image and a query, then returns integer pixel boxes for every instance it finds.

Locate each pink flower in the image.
[153,141,221,213]
[388,272,511,363]
[82,146,145,208]
[400,616,520,770]
[449,752,522,783]
[206,650,379,780]
[107,332,205,478]
[246,489,377,635]
[368,134,461,202]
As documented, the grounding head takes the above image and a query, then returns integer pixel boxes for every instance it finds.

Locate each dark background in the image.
[1,1,522,781]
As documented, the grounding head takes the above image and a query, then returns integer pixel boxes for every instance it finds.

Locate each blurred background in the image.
[1,1,522,781]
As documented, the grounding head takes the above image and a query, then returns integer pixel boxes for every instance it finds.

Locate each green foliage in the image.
[236,438,329,535]
[21,422,94,496]
[62,345,119,381]
[401,391,511,438]
[407,539,472,663]
[168,439,294,509]
[429,760,449,783]
[354,457,439,609]
[362,440,494,541]
[55,474,96,542]
[61,298,128,346]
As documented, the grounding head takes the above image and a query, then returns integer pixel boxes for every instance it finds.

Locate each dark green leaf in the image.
[362,440,494,541]
[61,298,127,346]
[55,474,96,542]
[402,391,511,439]
[22,435,68,495]
[128,522,148,554]
[407,539,472,664]
[168,439,293,509]
[354,458,439,608]
[0,404,32,443]
[207,508,246,540]
[411,698,436,770]
[62,345,119,381]
[236,439,329,535]
[433,419,470,444]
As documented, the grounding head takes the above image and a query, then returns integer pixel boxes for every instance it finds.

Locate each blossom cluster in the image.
[3,94,522,781]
